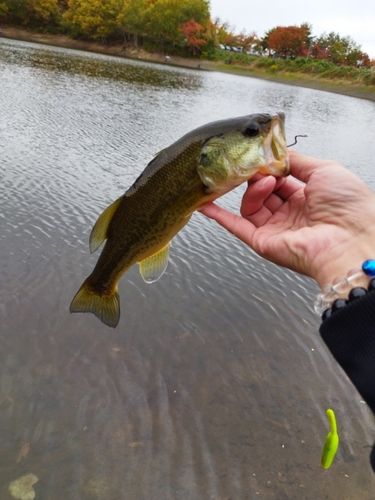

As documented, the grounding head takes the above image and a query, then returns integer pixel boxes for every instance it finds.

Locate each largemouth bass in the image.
[70,112,290,327]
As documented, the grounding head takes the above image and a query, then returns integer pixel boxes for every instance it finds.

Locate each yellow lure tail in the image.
[70,281,120,328]
[321,409,339,469]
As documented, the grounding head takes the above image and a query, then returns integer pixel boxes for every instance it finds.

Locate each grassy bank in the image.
[212,62,375,102]
[1,26,375,102]
[208,50,375,101]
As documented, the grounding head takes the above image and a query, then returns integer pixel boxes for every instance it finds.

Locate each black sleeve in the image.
[319,290,375,473]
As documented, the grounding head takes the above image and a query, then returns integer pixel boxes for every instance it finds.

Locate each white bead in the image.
[314,293,331,315]
[332,275,350,295]
[347,271,365,287]
[314,266,369,316]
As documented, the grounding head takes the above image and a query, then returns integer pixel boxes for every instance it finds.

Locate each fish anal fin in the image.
[139,243,170,283]
[89,196,123,254]
[70,280,120,328]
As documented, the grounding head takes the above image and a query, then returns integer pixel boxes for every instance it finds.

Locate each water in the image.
[1,38,375,499]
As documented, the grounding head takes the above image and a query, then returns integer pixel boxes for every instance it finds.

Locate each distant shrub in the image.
[255,58,277,69]
[362,70,375,86]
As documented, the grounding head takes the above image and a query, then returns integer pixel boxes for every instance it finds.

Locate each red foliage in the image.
[268,26,308,57]
[358,52,371,67]
[181,18,207,55]
[309,44,330,59]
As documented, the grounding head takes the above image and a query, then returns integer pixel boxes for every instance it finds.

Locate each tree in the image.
[212,17,230,46]
[144,0,210,48]
[0,1,9,17]
[181,18,206,54]
[309,43,329,59]
[224,32,241,48]
[1,0,59,24]
[237,30,260,53]
[315,31,363,65]
[357,52,371,67]
[116,0,148,46]
[268,25,308,57]
[261,28,275,53]
[62,0,121,40]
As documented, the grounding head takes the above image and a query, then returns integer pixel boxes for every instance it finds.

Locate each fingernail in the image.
[258,177,270,188]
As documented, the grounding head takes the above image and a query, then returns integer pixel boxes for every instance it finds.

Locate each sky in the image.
[209,0,375,58]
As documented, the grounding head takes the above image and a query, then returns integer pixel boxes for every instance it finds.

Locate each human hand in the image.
[199,150,375,289]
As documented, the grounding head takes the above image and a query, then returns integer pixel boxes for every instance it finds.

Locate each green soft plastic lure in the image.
[321,409,339,469]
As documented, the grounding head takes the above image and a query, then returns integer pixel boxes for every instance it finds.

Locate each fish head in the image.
[197,112,290,194]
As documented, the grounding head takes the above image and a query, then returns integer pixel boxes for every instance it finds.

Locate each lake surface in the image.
[1,38,375,499]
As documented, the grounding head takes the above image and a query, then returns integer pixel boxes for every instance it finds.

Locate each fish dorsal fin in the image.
[139,244,170,283]
[89,196,123,254]
[153,149,165,159]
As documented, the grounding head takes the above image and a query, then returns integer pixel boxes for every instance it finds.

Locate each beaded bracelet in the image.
[314,260,375,321]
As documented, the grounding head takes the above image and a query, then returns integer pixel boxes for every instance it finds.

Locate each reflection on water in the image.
[1,38,375,499]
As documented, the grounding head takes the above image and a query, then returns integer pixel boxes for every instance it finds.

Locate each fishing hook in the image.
[287,134,308,147]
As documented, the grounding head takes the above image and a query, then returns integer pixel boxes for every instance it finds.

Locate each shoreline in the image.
[1,26,375,102]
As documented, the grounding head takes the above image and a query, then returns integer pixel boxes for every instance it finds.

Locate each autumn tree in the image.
[261,28,275,52]
[237,30,260,53]
[357,52,371,67]
[1,0,60,24]
[224,32,241,48]
[116,0,148,46]
[181,18,206,54]
[212,17,230,46]
[62,0,121,40]
[143,0,210,48]
[268,25,308,57]
[309,43,329,59]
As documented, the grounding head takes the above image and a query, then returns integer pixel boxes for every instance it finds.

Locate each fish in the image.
[321,408,339,469]
[70,112,290,327]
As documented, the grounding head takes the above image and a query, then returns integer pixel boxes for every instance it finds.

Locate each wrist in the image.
[312,230,375,290]
[315,258,372,291]
[314,259,375,316]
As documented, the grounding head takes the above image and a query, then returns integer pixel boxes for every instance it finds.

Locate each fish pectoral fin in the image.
[139,244,170,283]
[89,196,123,254]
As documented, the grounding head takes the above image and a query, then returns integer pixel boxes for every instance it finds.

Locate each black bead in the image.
[348,287,367,301]
[322,308,332,321]
[331,298,347,312]
[368,278,375,292]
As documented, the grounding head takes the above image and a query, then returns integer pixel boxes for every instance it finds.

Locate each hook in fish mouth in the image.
[287,134,308,147]
[259,114,290,176]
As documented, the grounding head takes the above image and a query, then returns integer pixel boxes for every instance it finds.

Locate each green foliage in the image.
[362,70,375,86]
[142,0,209,49]
[314,31,363,65]
[199,38,215,59]
[1,0,60,24]
[254,57,278,69]
[62,0,122,39]
[1,0,374,89]
[0,1,9,16]
[116,0,148,41]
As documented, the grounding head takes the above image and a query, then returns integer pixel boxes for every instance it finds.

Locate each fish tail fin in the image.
[70,280,120,328]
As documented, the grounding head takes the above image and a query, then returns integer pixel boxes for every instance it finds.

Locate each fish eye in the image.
[199,152,211,167]
[243,123,259,137]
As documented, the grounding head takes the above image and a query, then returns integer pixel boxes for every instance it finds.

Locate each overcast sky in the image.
[209,0,375,58]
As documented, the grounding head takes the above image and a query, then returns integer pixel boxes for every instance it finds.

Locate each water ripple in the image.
[1,37,375,499]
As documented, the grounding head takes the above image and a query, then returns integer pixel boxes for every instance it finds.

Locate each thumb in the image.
[288,150,336,184]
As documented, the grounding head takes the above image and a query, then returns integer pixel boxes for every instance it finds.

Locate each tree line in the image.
[0,0,373,66]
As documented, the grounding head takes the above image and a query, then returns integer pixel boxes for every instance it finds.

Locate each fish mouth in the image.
[260,112,290,176]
